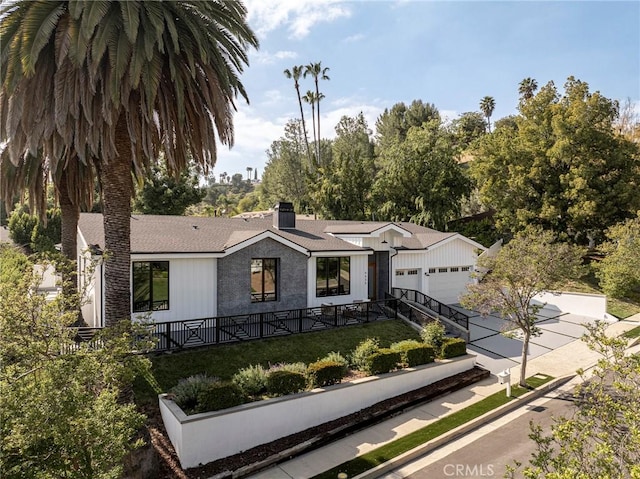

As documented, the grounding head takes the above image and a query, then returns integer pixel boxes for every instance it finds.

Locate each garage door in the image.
[427,266,472,304]
[394,269,421,291]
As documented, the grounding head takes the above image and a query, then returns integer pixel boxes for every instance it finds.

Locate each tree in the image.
[284,65,312,162]
[595,214,640,299]
[133,164,204,216]
[246,166,253,182]
[0,246,152,478]
[372,120,470,229]
[461,228,585,387]
[375,100,440,153]
[450,111,488,149]
[479,96,496,132]
[471,78,640,245]
[304,62,330,162]
[0,1,258,325]
[309,113,376,220]
[507,321,640,478]
[518,77,538,101]
[302,90,322,165]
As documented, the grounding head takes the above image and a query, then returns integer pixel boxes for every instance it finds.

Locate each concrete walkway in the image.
[246,317,640,479]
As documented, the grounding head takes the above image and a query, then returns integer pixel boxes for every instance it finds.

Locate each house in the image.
[77,203,486,328]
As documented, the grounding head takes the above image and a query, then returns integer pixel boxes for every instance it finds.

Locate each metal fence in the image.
[391,288,469,330]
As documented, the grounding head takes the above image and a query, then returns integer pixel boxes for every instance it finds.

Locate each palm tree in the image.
[0,1,258,325]
[518,78,538,101]
[284,65,312,162]
[302,91,319,164]
[304,62,330,160]
[246,166,253,182]
[479,96,496,133]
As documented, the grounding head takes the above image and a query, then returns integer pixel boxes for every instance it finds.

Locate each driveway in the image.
[451,304,608,375]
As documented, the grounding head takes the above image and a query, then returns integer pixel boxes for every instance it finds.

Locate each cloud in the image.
[343,33,365,43]
[245,0,352,39]
[252,50,298,65]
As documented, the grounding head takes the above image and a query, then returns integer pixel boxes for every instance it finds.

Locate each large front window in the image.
[316,257,350,297]
[251,258,277,302]
[133,261,169,312]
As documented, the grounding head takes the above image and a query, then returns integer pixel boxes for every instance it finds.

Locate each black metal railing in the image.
[391,288,469,330]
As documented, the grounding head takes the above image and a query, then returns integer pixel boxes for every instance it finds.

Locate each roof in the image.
[78,213,476,255]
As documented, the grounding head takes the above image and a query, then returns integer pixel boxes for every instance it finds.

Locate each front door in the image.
[368,260,377,300]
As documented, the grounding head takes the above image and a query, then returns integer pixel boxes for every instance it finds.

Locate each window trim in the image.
[132,261,170,313]
[316,257,351,297]
[251,258,278,303]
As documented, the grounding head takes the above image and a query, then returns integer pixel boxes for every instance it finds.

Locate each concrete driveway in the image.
[451,304,609,375]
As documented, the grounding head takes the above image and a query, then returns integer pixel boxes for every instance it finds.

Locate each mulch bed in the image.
[146,366,489,479]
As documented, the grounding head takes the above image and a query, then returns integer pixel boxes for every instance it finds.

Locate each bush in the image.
[268,362,307,375]
[307,360,345,388]
[440,338,467,359]
[170,374,219,414]
[320,351,349,376]
[421,321,446,349]
[196,381,247,413]
[8,209,37,247]
[367,348,401,375]
[351,338,380,372]
[232,364,268,397]
[266,370,307,396]
[391,340,435,367]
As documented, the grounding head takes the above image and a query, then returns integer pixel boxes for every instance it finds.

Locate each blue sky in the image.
[213,0,640,180]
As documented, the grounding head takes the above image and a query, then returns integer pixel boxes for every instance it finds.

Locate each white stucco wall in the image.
[160,354,476,469]
[533,291,607,319]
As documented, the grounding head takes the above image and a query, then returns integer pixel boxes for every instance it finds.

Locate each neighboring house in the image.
[77,203,486,328]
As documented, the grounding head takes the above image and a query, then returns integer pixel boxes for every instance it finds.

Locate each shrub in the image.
[266,370,307,396]
[232,364,268,397]
[421,321,446,349]
[268,362,307,375]
[307,360,345,388]
[440,338,467,359]
[320,351,349,376]
[170,374,219,414]
[391,340,435,367]
[196,381,247,413]
[8,209,37,247]
[350,338,380,372]
[367,348,401,375]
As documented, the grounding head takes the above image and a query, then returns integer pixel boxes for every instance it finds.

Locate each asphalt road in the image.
[380,387,578,479]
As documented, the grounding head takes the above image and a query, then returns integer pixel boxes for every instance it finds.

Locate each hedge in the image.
[197,381,247,413]
[266,370,307,396]
[440,338,467,359]
[367,349,401,375]
[307,360,345,388]
[391,340,435,367]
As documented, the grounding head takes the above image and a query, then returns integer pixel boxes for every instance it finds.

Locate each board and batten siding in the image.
[132,257,217,323]
[307,253,370,308]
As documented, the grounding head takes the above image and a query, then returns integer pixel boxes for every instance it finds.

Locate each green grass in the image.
[623,325,640,339]
[312,374,554,479]
[134,320,421,406]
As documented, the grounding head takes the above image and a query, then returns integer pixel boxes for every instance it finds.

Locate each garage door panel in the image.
[428,269,472,304]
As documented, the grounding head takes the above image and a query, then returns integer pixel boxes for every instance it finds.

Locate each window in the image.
[428,268,436,274]
[316,257,350,297]
[462,266,471,272]
[395,270,405,276]
[251,258,277,302]
[450,267,459,272]
[133,262,169,312]
[438,267,448,273]
[407,270,418,275]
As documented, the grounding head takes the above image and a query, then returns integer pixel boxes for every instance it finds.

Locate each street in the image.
[380,384,578,479]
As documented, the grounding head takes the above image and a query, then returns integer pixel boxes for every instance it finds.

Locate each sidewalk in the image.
[246,318,640,479]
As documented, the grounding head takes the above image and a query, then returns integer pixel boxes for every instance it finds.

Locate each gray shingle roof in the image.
[78,213,459,254]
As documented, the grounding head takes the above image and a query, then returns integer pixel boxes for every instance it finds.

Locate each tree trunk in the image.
[101,118,133,327]
[315,78,321,164]
[58,170,79,261]
[295,86,312,164]
[520,331,530,387]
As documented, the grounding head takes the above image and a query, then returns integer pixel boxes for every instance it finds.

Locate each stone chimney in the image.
[273,202,295,230]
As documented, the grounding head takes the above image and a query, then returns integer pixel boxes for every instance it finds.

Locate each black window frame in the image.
[132,261,170,313]
[316,257,350,297]
[251,258,278,303]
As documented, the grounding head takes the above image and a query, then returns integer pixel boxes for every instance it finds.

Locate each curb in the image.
[352,374,575,479]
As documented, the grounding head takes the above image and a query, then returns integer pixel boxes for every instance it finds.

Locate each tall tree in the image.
[304,62,330,162]
[372,120,470,229]
[310,113,375,220]
[284,65,312,162]
[479,96,496,132]
[375,100,441,155]
[461,228,585,387]
[472,78,640,245]
[133,163,204,216]
[450,111,488,149]
[302,90,319,164]
[0,1,258,325]
[518,77,538,101]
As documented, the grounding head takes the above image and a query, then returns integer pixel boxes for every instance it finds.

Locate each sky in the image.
[212,0,640,181]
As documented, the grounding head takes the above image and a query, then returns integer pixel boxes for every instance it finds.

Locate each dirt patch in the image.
[147,366,489,479]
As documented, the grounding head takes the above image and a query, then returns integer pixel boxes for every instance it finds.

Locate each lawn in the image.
[312,374,554,479]
[134,319,421,406]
